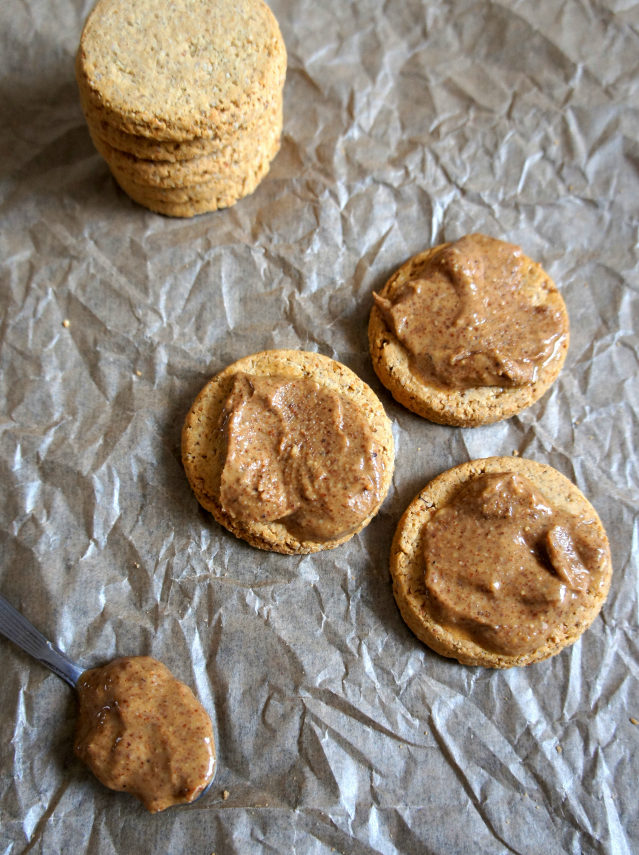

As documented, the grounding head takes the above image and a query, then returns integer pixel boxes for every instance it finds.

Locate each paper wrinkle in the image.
[1,0,638,852]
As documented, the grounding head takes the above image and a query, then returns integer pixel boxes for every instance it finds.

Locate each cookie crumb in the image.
[555,744,562,753]
[630,717,638,726]
[62,319,70,328]
[512,449,519,456]
[136,370,142,377]
[222,789,230,800]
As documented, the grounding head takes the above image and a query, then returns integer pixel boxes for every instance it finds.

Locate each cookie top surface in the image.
[182,350,395,554]
[369,234,569,427]
[390,456,612,668]
[77,0,287,139]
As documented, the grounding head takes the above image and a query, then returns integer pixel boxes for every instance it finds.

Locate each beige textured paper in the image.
[0,1,637,853]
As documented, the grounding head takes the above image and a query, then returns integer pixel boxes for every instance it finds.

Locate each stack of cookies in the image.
[76,0,286,217]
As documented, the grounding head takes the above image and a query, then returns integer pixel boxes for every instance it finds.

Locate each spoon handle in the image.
[0,594,83,688]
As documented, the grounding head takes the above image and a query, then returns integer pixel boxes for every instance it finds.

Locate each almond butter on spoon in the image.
[0,595,216,812]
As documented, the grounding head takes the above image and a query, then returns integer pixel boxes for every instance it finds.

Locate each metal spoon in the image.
[0,593,83,687]
[0,593,214,807]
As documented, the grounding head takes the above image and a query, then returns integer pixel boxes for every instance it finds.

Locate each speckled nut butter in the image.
[74,656,216,812]
[368,234,569,426]
[390,457,612,668]
[182,350,395,554]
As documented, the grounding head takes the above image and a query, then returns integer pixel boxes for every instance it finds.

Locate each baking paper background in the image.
[1,0,638,852]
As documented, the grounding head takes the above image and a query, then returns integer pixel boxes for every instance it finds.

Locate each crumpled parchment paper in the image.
[1,0,638,853]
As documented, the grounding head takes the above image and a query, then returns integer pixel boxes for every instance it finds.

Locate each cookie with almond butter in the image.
[369,234,569,426]
[390,456,611,668]
[182,350,395,554]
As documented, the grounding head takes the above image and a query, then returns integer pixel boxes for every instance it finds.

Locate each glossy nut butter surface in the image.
[423,472,609,656]
[373,233,568,389]
[219,372,386,541]
[74,656,216,813]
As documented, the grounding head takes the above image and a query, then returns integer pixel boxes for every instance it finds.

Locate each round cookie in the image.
[76,0,287,141]
[89,108,282,188]
[368,235,570,427]
[110,136,279,216]
[182,351,395,554]
[81,110,230,162]
[390,457,612,668]
[83,97,282,163]
[111,175,265,217]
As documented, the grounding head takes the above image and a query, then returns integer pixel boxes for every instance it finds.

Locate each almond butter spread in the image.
[219,372,386,541]
[74,656,216,813]
[423,472,608,656]
[373,233,567,389]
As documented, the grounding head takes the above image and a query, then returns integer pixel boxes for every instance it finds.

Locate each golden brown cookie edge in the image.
[86,102,283,186]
